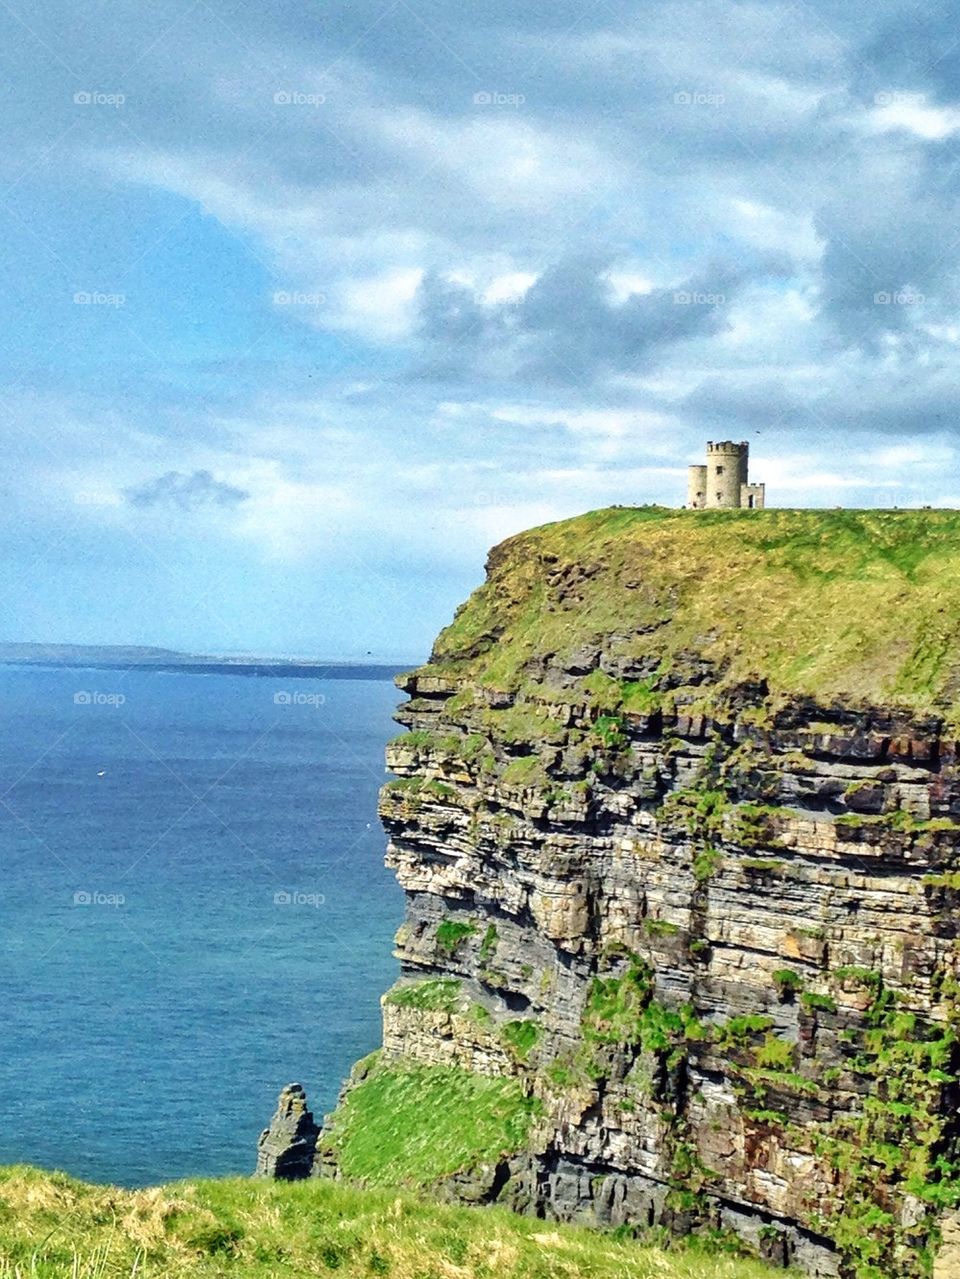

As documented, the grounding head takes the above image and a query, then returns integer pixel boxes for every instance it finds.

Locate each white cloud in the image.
[371,107,623,213]
[605,270,656,302]
[488,404,680,444]
[231,475,358,561]
[869,101,960,140]
[772,470,896,492]
[483,272,537,304]
[332,267,425,341]
[865,442,955,470]
[728,199,822,260]
[715,285,817,353]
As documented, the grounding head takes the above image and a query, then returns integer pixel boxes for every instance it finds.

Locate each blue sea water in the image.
[0,664,404,1187]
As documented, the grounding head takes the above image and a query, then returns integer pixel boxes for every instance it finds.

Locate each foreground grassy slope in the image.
[0,1166,788,1279]
[429,506,960,714]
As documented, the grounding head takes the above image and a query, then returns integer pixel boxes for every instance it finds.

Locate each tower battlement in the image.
[706,439,748,453]
[687,440,765,510]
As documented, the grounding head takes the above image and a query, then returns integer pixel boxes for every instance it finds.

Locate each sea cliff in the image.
[317,507,960,1279]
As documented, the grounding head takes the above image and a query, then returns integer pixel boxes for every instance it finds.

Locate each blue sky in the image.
[4,0,960,660]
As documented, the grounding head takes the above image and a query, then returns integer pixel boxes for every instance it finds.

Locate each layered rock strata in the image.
[316,509,960,1279]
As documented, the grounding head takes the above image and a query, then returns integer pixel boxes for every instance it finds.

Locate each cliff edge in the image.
[318,507,960,1279]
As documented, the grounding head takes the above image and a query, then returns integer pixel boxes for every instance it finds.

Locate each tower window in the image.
[715,465,724,475]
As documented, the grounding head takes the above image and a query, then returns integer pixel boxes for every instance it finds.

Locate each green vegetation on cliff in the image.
[426,506,960,714]
[0,1165,788,1279]
[321,1054,540,1187]
[373,504,960,1274]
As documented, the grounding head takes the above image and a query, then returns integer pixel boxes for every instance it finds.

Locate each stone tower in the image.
[686,440,765,510]
[705,440,747,508]
[686,464,707,509]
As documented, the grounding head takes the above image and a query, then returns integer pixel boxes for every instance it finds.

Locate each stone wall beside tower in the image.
[741,482,766,509]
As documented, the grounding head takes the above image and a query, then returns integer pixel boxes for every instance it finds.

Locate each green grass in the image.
[620,677,663,714]
[500,1018,541,1061]
[435,919,477,954]
[923,871,960,890]
[384,978,464,1012]
[483,702,568,746]
[479,923,499,962]
[740,858,785,875]
[754,1033,797,1071]
[643,918,681,938]
[772,969,804,998]
[381,778,457,803]
[425,505,960,715]
[0,1164,792,1279]
[501,754,545,785]
[801,991,839,1014]
[693,846,723,883]
[321,1055,540,1186]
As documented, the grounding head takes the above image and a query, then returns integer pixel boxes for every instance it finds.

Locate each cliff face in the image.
[319,508,960,1279]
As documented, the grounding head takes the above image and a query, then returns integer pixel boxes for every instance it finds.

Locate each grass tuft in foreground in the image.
[0,1164,792,1278]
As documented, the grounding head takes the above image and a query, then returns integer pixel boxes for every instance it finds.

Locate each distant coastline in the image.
[0,643,412,682]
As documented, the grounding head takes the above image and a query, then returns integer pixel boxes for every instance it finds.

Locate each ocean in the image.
[0,664,404,1187]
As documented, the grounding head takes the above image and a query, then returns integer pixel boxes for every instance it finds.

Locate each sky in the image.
[3,0,960,660]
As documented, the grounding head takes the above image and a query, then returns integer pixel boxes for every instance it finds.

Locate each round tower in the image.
[686,465,707,509]
[704,440,748,509]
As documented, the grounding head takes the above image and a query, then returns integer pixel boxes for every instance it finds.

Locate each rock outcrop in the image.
[256,1083,319,1180]
[316,508,960,1279]
[937,1215,960,1279]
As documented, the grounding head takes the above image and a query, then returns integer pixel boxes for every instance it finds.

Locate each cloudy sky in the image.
[3,0,959,659]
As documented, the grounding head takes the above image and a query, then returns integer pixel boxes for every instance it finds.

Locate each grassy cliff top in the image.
[0,1165,786,1279]
[428,506,960,715]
